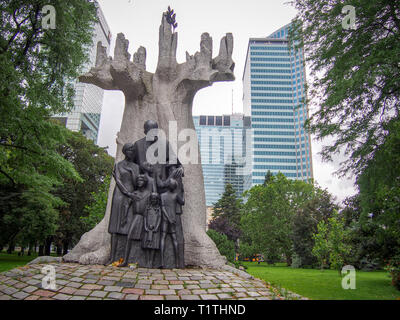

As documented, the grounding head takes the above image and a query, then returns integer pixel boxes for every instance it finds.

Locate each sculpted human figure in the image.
[119,174,152,267]
[141,193,162,268]
[106,143,140,265]
[160,178,185,268]
[133,120,184,189]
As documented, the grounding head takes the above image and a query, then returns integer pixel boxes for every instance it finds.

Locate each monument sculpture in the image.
[109,121,185,269]
[63,7,235,268]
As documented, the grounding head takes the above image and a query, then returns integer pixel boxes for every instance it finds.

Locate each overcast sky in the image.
[95,0,357,203]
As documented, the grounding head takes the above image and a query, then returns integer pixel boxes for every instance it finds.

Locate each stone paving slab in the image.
[0,263,308,300]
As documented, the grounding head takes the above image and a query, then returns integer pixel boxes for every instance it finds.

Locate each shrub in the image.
[207,229,235,263]
[385,254,400,291]
[291,253,302,269]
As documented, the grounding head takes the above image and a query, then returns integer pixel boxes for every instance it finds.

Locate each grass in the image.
[0,252,41,273]
[243,261,400,300]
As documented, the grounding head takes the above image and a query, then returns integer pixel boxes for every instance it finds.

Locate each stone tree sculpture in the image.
[63,9,235,268]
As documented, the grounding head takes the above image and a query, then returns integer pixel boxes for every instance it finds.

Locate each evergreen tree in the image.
[208,184,242,244]
[263,170,274,186]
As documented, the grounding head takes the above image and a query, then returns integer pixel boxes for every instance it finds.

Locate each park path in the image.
[0,263,306,300]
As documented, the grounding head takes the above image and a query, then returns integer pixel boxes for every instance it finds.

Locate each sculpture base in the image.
[113,230,184,269]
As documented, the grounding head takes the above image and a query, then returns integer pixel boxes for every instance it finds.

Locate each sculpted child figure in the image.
[119,174,152,267]
[160,178,185,268]
[141,193,162,268]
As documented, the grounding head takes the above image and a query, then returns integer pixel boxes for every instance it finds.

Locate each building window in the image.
[223,116,230,126]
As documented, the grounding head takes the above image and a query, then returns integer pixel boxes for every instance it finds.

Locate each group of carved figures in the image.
[107,120,185,269]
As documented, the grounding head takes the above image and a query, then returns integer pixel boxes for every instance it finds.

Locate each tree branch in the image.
[0,167,16,186]
[0,142,42,155]
[1,8,30,54]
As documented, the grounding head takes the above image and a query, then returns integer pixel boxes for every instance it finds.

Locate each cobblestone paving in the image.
[0,263,307,300]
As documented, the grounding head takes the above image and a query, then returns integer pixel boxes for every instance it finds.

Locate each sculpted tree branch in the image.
[80,12,234,102]
[79,33,152,99]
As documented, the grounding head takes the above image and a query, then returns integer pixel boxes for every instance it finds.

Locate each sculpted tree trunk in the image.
[63,11,235,268]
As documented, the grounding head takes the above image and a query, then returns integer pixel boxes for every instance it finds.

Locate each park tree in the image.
[0,1,98,251]
[237,241,258,262]
[208,184,242,245]
[312,210,352,272]
[290,0,400,277]
[312,220,330,270]
[81,175,111,231]
[336,120,400,272]
[53,130,114,255]
[291,188,337,267]
[241,173,319,265]
[290,0,400,176]
[341,195,382,270]
[355,118,400,264]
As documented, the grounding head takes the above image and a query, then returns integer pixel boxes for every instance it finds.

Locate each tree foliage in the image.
[312,210,352,272]
[53,130,114,252]
[0,0,97,188]
[208,184,242,244]
[81,175,111,231]
[351,118,400,264]
[0,0,100,251]
[240,173,336,265]
[207,229,236,263]
[290,0,400,176]
[291,189,337,267]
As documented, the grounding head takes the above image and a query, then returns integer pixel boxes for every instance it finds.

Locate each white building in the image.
[54,1,111,143]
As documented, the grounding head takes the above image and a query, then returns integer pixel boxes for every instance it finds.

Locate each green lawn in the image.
[243,262,400,300]
[0,252,39,273]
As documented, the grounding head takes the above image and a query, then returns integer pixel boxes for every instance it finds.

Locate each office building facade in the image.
[243,24,313,186]
[54,1,111,143]
[193,114,251,206]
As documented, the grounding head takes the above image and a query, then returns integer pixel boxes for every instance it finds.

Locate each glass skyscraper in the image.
[193,114,252,206]
[243,23,313,186]
[54,1,111,143]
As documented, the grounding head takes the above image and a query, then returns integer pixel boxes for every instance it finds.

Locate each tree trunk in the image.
[7,242,15,254]
[44,237,52,256]
[285,255,292,267]
[62,240,69,256]
[38,245,44,256]
[27,243,33,256]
